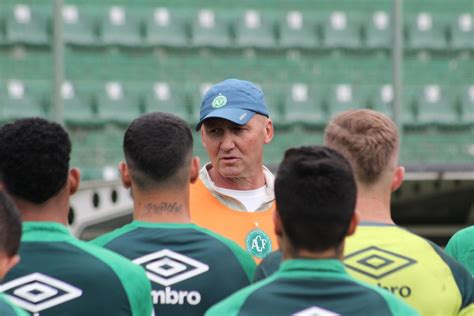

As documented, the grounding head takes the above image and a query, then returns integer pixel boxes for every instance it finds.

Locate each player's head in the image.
[324,109,404,190]
[0,118,76,205]
[197,79,273,180]
[122,112,198,191]
[274,146,358,257]
[0,191,22,279]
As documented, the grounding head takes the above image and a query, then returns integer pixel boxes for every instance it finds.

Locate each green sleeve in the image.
[70,240,153,316]
[445,233,459,259]
[206,274,277,316]
[89,224,137,247]
[0,295,29,316]
[197,227,257,282]
[377,288,420,316]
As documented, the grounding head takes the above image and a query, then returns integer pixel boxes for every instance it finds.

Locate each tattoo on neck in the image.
[144,202,183,215]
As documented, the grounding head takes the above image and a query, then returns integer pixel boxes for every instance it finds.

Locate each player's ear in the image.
[190,156,200,184]
[0,254,20,279]
[119,162,132,189]
[68,168,80,196]
[273,210,283,238]
[346,211,360,237]
[263,118,274,144]
[391,166,405,192]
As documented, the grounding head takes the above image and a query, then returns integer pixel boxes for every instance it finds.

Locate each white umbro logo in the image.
[133,249,209,286]
[292,306,340,316]
[0,273,82,315]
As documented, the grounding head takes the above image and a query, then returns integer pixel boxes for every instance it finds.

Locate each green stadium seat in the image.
[459,85,474,124]
[189,82,213,124]
[61,81,97,126]
[414,85,459,126]
[322,11,362,50]
[450,14,473,50]
[365,11,391,50]
[143,7,188,47]
[143,82,190,121]
[191,9,231,48]
[405,13,447,51]
[234,10,276,49]
[325,84,366,118]
[283,83,325,126]
[100,6,142,46]
[258,83,285,126]
[95,82,141,125]
[278,11,319,49]
[62,5,97,46]
[0,80,46,121]
[5,4,49,45]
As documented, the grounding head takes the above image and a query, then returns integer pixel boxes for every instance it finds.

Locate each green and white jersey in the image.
[0,294,28,316]
[446,226,474,275]
[91,221,256,316]
[207,259,419,316]
[0,222,153,316]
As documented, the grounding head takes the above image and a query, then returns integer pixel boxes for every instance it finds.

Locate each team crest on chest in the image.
[246,229,272,258]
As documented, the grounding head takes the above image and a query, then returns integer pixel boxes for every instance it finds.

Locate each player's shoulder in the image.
[449,226,474,243]
[89,223,138,247]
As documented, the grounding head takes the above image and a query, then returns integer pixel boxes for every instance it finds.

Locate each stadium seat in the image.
[143,82,190,121]
[61,81,97,126]
[278,11,319,49]
[234,10,276,49]
[95,82,141,125]
[62,5,97,46]
[414,85,459,126]
[405,13,447,51]
[143,7,188,47]
[100,6,142,46]
[191,9,231,48]
[449,14,473,50]
[189,82,213,123]
[4,4,49,45]
[365,11,391,50]
[0,80,46,121]
[459,85,474,124]
[367,84,394,117]
[321,11,362,49]
[258,83,285,126]
[283,83,325,126]
[325,84,366,118]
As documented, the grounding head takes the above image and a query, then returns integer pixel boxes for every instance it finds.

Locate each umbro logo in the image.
[0,273,82,315]
[133,249,209,286]
[292,306,340,316]
[344,246,417,279]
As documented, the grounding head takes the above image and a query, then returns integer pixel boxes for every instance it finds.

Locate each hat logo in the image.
[211,94,227,108]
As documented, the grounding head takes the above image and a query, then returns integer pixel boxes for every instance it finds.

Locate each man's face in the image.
[201,115,273,181]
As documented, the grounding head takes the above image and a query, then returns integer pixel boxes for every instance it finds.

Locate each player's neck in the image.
[15,195,70,226]
[132,187,191,224]
[355,194,394,224]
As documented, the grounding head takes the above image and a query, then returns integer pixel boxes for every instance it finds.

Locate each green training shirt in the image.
[0,222,152,316]
[0,294,28,316]
[255,223,474,316]
[91,221,256,316]
[207,259,419,316]
[446,226,474,275]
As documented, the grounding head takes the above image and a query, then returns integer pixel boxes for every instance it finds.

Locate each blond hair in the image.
[324,109,399,185]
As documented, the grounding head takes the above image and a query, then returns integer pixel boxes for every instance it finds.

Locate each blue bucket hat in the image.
[195,79,269,131]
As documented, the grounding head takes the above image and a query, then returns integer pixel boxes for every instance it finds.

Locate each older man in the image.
[190,79,276,261]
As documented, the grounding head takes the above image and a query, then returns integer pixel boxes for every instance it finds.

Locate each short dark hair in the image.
[0,192,22,257]
[275,146,357,252]
[123,112,193,190]
[0,118,71,204]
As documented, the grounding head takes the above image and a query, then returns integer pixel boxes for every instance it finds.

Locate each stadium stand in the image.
[0,1,472,232]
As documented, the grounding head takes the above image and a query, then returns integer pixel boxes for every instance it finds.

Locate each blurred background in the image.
[0,0,473,244]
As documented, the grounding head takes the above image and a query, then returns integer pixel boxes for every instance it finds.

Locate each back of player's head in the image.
[0,118,71,204]
[123,112,193,190]
[0,192,22,257]
[324,109,399,185]
[275,146,357,252]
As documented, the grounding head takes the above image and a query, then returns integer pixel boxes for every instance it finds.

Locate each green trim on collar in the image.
[21,221,73,242]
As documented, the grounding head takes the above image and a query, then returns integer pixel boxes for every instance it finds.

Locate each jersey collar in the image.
[22,221,73,242]
[279,258,346,276]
